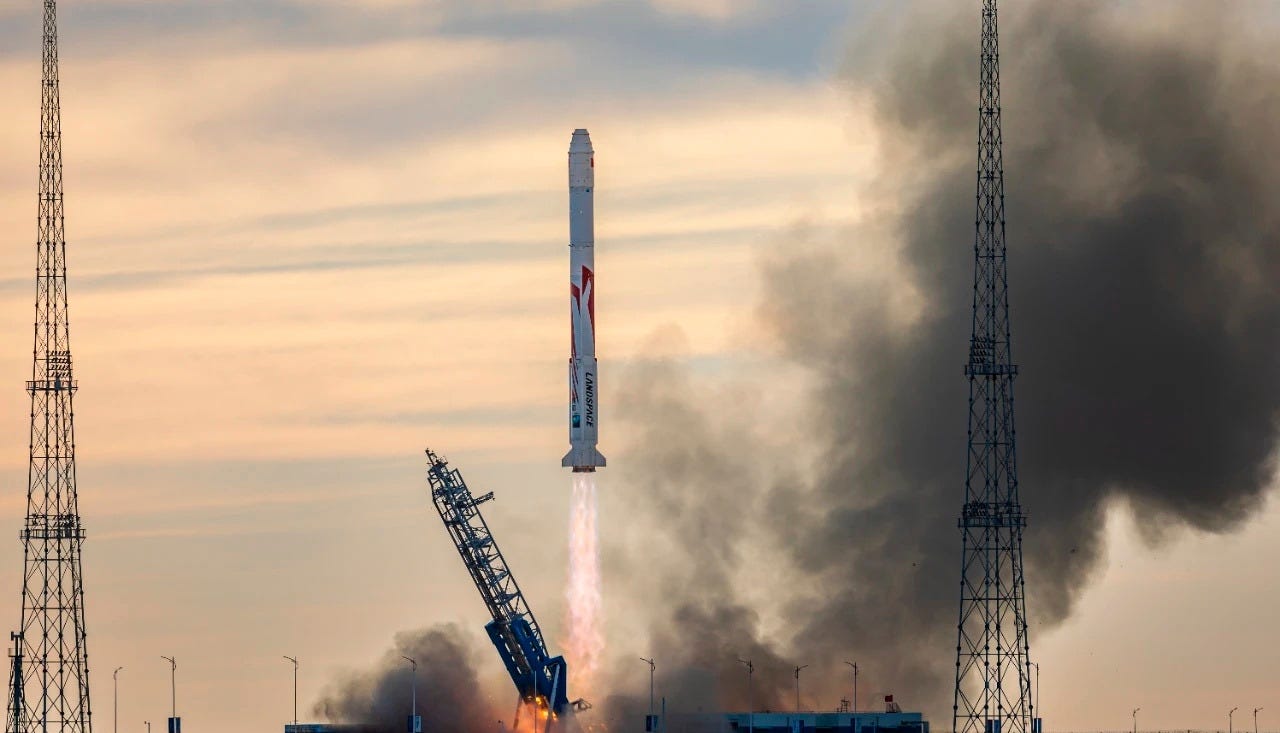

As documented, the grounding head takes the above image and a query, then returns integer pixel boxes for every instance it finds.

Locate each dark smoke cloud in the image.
[611,0,1280,724]
[314,625,501,733]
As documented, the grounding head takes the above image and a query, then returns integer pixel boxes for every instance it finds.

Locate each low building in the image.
[284,725,380,733]
[652,709,929,733]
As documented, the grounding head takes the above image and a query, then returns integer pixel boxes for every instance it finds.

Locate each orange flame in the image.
[510,696,557,733]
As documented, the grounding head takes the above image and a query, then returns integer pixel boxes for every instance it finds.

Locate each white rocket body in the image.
[562,129,606,472]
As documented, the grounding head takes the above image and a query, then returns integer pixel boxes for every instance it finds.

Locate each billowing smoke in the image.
[600,350,804,728]
[608,0,1280,724]
[314,625,501,733]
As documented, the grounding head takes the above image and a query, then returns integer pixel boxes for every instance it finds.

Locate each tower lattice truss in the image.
[953,3,1034,733]
[6,2,94,732]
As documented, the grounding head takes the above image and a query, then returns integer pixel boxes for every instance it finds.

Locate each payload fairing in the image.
[562,129,607,472]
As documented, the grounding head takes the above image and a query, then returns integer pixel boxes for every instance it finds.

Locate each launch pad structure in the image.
[423,450,585,730]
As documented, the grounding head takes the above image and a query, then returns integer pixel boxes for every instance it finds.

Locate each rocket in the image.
[562,129,607,472]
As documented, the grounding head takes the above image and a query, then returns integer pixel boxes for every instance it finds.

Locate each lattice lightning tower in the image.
[952,2,1034,733]
[6,2,94,732]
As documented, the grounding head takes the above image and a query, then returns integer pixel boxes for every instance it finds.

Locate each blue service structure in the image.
[424,449,572,714]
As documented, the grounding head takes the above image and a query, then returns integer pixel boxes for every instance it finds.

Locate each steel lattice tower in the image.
[952,3,1034,733]
[6,2,93,733]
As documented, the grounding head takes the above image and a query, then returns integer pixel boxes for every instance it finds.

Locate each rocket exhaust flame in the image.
[564,472,604,700]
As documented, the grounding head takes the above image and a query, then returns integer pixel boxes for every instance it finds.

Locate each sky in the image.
[0,1,1276,732]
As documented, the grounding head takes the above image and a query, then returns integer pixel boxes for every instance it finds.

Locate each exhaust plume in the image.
[565,472,606,700]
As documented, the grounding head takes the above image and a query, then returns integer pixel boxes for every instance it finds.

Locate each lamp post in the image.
[640,657,656,723]
[402,656,418,733]
[1132,707,1140,733]
[1232,707,1240,733]
[844,661,858,712]
[112,667,123,733]
[737,658,754,733]
[794,665,809,714]
[284,656,299,726]
[1254,708,1263,733]
[160,656,176,727]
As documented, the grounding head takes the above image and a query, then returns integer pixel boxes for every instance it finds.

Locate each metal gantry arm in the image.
[424,450,570,714]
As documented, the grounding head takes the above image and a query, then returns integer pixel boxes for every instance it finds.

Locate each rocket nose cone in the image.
[569,128,593,154]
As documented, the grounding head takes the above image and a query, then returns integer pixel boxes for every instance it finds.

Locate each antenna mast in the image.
[6,3,94,732]
[953,3,1035,733]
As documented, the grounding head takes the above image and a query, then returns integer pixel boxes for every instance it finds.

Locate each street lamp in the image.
[1254,708,1263,733]
[737,658,754,733]
[113,667,123,733]
[1232,707,1240,733]
[640,658,656,723]
[284,656,299,727]
[794,665,809,714]
[1132,707,1140,733]
[160,656,177,730]
[844,662,859,713]
[402,656,419,733]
